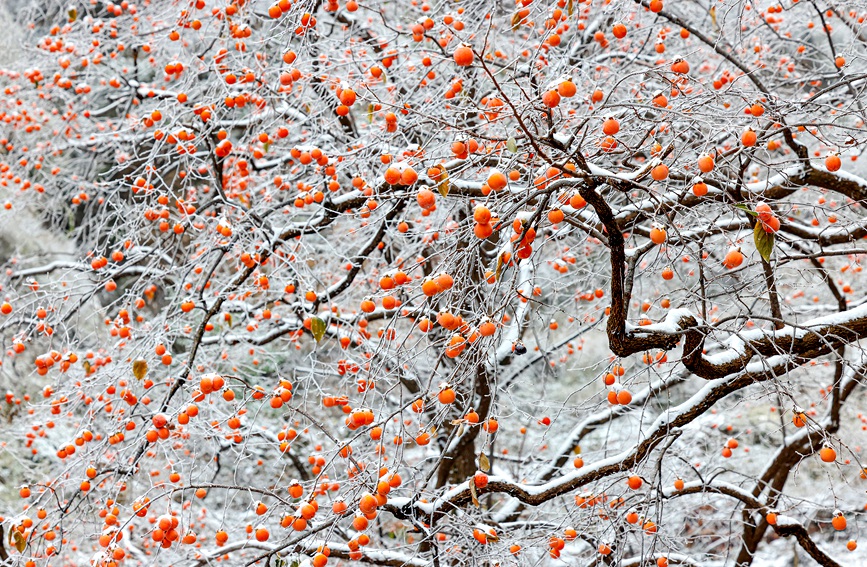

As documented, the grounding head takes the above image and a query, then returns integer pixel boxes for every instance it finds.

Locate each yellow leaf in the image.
[437,166,450,198]
[311,317,326,343]
[12,529,26,552]
[573,445,581,455]
[132,359,148,381]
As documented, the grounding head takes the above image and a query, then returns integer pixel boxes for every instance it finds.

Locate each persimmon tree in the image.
[2,0,867,565]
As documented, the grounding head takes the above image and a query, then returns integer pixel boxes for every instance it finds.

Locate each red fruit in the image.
[453,45,474,66]
[487,171,507,191]
[558,80,577,98]
[612,22,627,38]
[474,471,488,488]
[602,117,620,135]
[416,189,436,209]
[542,90,560,108]
[651,164,669,181]
[649,227,667,245]
[697,154,714,173]
[723,248,744,269]
[754,202,772,220]
[761,215,780,233]
[671,59,690,74]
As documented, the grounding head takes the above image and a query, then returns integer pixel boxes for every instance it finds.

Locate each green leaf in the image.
[734,204,758,217]
[754,222,774,262]
[506,137,518,153]
[311,317,326,343]
[263,142,270,153]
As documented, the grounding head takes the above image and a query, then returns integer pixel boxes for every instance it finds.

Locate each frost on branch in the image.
[2,0,867,566]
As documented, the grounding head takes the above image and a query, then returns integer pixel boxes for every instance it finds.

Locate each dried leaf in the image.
[572,444,582,455]
[754,222,774,262]
[479,453,491,472]
[132,359,148,381]
[487,531,500,542]
[437,167,450,198]
[311,317,326,343]
[367,104,374,123]
[567,0,573,16]
[511,11,522,30]
[456,423,465,437]
[469,479,480,507]
[495,252,506,282]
